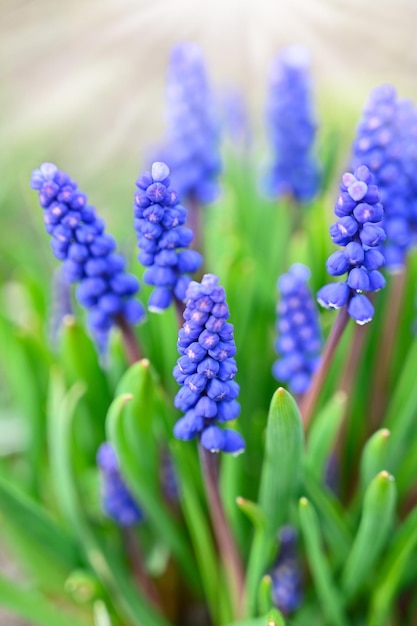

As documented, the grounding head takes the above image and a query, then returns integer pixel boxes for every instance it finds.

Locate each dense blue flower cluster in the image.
[270,526,303,614]
[317,166,386,325]
[173,274,244,455]
[97,442,143,527]
[273,264,322,395]
[265,45,320,202]
[31,163,144,344]
[396,99,417,257]
[352,85,408,271]
[134,162,202,312]
[161,42,221,204]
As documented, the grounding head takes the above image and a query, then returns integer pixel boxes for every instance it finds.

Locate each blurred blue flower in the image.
[352,85,409,271]
[160,448,179,503]
[264,45,320,202]
[173,274,244,454]
[273,264,322,395]
[160,42,221,204]
[134,161,202,312]
[31,163,144,346]
[317,166,386,324]
[97,442,144,527]
[270,526,303,614]
[220,87,251,153]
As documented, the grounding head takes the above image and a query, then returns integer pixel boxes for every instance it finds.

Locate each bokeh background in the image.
[3,0,417,219]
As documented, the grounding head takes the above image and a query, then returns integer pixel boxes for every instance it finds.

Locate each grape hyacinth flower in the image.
[352,85,408,271]
[173,274,244,455]
[317,165,386,325]
[134,162,203,312]
[97,442,144,527]
[273,264,322,395]
[270,526,303,614]
[161,42,221,204]
[31,163,144,346]
[265,45,320,202]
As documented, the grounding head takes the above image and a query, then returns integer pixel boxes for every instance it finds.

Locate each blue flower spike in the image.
[273,264,322,395]
[317,166,386,325]
[352,85,408,272]
[173,274,244,455]
[265,45,320,202]
[162,42,221,204]
[31,163,144,347]
[97,442,144,527]
[134,161,203,312]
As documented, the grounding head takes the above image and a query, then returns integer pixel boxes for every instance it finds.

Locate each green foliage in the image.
[2,133,417,626]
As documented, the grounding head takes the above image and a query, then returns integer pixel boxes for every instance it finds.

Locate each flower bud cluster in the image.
[173,274,245,455]
[134,162,202,312]
[352,85,408,271]
[318,166,386,324]
[273,264,322,395]
[31,163,144,343]
[97,443,143,527]
[265,45,320,202]
[162,42,221,204]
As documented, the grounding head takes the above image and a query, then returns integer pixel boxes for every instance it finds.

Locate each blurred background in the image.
[2,0,417,219]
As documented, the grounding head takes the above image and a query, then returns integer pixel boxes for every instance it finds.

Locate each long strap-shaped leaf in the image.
[368,504,417,626]
[246,388,303,616]
[0,475,81,591]
[342,471,396,600]
[47,370,170,626]
[299,497,348,626]
[106,391,199,589]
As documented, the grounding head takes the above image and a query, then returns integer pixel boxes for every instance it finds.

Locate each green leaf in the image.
[0,475,81,590]
[267,607,286,626]
[342,471,396,600]
[60,315,111,421]
[0,575,92,626]
[236,497,265,530]
[368,504,417,626]
[360,429,391,491]
[384,338,417,472]
[94,600,113,626]
[299,497,348,626]
[224,612,284,626]
[47,372,170,626]
[65,570,103,605]
[246,388,303,616]
[171,440,227,624]
[115,359,158,476]
[257,575,273,616]
[258,388,304,531]
[305,391,347,480]
[0,315,50,493]
[302,474,352,567]
[106,391,200,589]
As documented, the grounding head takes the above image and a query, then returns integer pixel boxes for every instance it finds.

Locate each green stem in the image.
[116,315,142,364]
[300,306,350,430]
[198,445,245,619]
[369,269,407,429]
[123,528,162,611]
